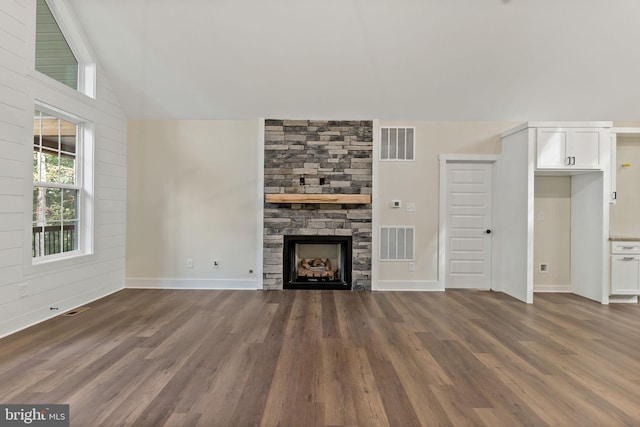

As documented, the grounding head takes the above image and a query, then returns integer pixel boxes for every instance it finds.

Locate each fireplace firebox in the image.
[283,235,352,290]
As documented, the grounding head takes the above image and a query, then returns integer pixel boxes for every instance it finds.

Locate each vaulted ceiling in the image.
[67,0,640,121]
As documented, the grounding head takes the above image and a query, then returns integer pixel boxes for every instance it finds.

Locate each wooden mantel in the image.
[265,194,371,204]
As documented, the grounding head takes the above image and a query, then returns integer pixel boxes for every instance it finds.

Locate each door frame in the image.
[438,154,499,288]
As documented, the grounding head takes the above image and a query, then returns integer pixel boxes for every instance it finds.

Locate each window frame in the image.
[24,0,97,270]
[30,0,97,99]
[31,102,94,265]
[33,108,81,258]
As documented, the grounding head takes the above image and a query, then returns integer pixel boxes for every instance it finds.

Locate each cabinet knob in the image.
[485,229,492,234]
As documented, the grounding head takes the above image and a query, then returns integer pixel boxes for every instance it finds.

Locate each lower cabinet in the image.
[610,241,640,295]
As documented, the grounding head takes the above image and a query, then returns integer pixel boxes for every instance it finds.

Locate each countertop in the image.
[609,237,640,241]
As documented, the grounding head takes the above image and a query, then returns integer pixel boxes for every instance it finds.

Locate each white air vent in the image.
[381,127,415,160]
[380,226,415,261]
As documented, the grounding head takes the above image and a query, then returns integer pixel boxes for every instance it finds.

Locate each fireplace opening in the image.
[283,235,352,290]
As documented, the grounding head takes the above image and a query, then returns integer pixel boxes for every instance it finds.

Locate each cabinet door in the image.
[611,255,640,295]
[569,129,601,169]
[536,129,568,169]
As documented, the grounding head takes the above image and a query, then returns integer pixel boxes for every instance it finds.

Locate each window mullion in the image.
[36,186,45,257]
[59,190,64,254]
[57,118,61,184]
[34,182,79,191]
[38,112,43,182]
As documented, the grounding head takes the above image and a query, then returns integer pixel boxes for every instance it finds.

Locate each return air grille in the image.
[381,127,415,160]
[380,226,415,261]
[62,306,90,317]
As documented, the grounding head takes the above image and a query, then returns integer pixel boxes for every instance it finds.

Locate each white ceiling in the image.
[67,0,640,121]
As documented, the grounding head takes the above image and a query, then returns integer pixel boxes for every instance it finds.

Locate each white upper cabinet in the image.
[536,128,602,170]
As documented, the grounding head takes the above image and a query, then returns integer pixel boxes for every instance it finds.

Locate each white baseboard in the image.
[373,280,443,291]
[126,277,260,290]
[534,284,572,293]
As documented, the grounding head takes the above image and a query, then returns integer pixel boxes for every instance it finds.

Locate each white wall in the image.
[126,120,261,289]
[610,136,640,237]
[121,121,640,297]
[126,120,525,292]
[0,1,127,338]
[375,121,518,290]
[534,176,571,291]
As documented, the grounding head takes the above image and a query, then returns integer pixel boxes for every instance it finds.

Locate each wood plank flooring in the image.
[1,289,639,426]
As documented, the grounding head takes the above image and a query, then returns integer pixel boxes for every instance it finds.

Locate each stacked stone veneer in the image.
[263,119,373,290]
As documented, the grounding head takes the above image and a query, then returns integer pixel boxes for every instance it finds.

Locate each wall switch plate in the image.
[539,263,549,273]
[391,200,401,208]
[213,259,219,268]
[538,211,545,221]
[186,258,193,268]
[408,262,415,272]
[406,202,416,212]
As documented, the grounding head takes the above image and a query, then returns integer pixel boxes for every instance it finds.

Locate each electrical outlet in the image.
[213,259,219,268]
[186,258,193,268]
[406,202,416,212]
[408,262,415,272]
[19,284,28,297]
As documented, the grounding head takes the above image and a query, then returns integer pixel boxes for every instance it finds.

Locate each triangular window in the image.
[35,0,79,90]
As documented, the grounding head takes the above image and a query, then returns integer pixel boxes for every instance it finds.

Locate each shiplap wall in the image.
[0,0,127,338]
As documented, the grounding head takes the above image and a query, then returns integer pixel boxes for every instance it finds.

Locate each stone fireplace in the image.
[263,120,373,290]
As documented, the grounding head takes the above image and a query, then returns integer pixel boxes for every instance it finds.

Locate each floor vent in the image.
[62,306,90,317]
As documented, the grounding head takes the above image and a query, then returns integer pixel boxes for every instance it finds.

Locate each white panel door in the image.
[446,162,493,289]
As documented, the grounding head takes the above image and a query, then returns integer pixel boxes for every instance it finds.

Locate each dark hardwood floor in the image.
[1,289,639,426]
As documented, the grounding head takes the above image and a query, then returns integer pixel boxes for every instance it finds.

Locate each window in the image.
[379,226,415,261]
[32,107,91,260]
[35,0,78,90]
[381,127,415,160]
[33,0,96,97]
[30,1,96,263]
